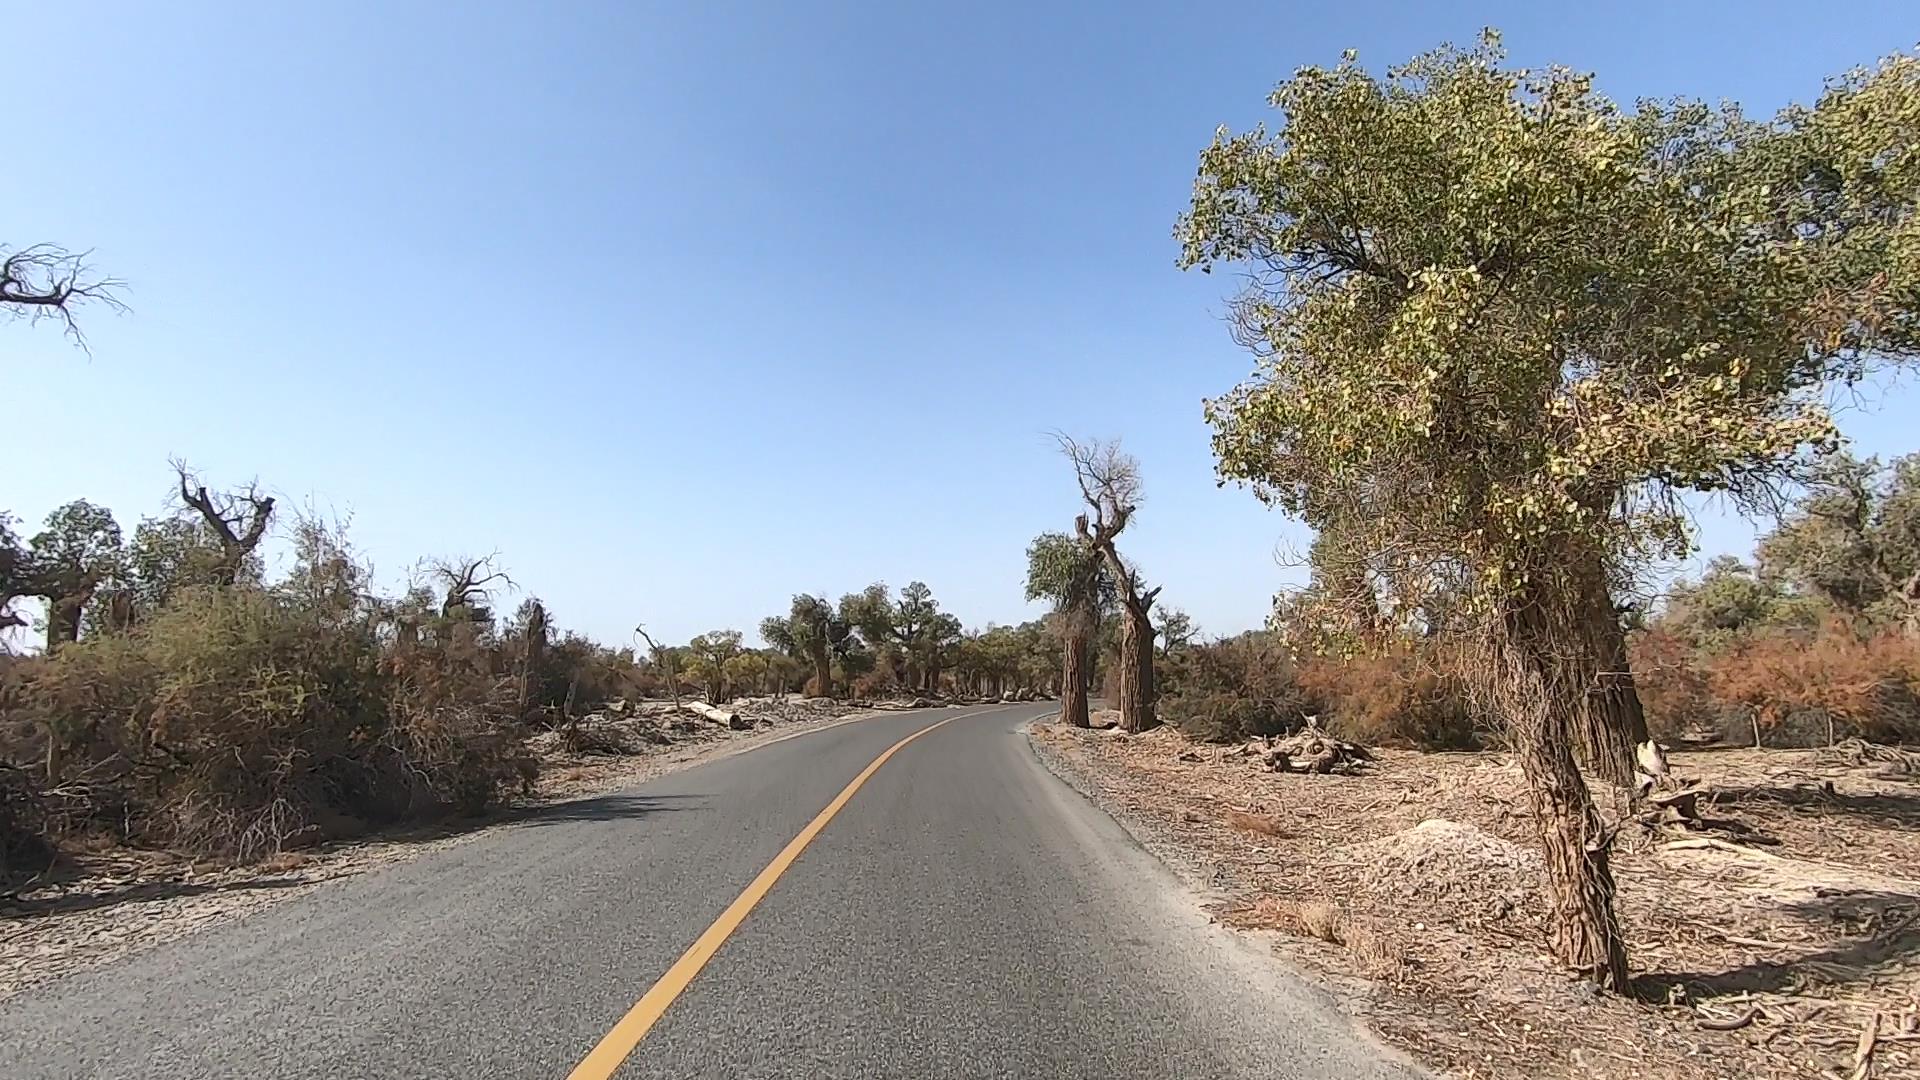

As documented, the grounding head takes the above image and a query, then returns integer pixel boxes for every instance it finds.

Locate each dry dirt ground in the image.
[1029,720,1920,1080]
[0,697,879,1001]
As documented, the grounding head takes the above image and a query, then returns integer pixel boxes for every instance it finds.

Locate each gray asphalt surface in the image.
[0,702,1420,1079]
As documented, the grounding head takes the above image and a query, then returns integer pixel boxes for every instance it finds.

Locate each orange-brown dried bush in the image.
[850,667,898,700]
[1705,621,1920,746]
[1628,626,1725,741]
[1297,646,1480,750]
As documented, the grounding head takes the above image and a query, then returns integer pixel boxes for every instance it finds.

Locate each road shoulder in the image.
[1021,717,1427,1077]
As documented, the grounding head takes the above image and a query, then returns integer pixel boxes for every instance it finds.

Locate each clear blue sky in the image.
[6,1,1917,647]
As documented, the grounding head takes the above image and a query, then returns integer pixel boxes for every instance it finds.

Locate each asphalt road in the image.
[0,703,1420,1079]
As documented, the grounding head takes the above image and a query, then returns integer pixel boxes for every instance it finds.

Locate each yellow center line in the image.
[564,709,976,1080]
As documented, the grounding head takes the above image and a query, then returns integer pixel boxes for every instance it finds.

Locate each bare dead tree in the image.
[1058,433,1162,733]
[428,554,513,620]
[171,460,276,586]
[2,244,126,349]
[634,624,681,710]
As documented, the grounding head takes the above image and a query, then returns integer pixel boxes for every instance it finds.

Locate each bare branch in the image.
[170,458,276,585]
[429,553,513,617]
[1,243,127,351]
[1052,432,1141,542]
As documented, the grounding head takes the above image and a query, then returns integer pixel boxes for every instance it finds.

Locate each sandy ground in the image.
[0,704,883,1001]
[1029,720,1920,1080]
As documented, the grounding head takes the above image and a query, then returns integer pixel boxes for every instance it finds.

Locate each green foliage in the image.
[722,650,774,696]
[1024,532,1111,613]
[121,516,238,613]
[760,594,832,655]
[1178,31,1919,613]
[1660,556,1821,650]
[836,583,893,646]
[0,514,27,635]
[684,629,746,704]
[26,500,122,602]
[1158,632,1313,742]
[887,582,962,689]
[1155,605,1197,656]
[1759,452,1920,628]
[951,620,1059,698]
[761,593,842,695]
[757,582,967,696]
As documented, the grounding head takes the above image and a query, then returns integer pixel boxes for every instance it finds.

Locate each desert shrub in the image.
[1627,627,1730,741]
[1705,621,1920,746]
[1297,647,1481,750]
[1158,632,1318,742]
[9,587,534,858]
[528,634,646,718]
[850,666,898,699]
[0,762,54,885]
[1157,633,1479,748]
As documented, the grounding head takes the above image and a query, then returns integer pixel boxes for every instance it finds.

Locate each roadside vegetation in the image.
[0,466,1078,888]
[1025,28,1919,1080]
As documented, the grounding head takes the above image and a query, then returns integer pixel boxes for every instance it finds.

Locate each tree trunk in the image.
[519,604,547,722]
[45,593,85,652]
[1495,590,1632,993]
[1571,553,1650,789]
[809,643,832,698]
[1515,713,1631,992]
[1135,620,1157,718]
[104,592,135,633]
[1062,625,1091,728]
[1116,601,1159,733]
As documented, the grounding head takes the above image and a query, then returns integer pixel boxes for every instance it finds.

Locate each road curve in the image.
[0,703,1420,1079]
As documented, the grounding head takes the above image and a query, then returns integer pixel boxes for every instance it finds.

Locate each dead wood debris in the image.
[1217,718,1375,775]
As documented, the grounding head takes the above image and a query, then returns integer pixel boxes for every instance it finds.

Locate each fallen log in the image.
[678,700,741,727]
